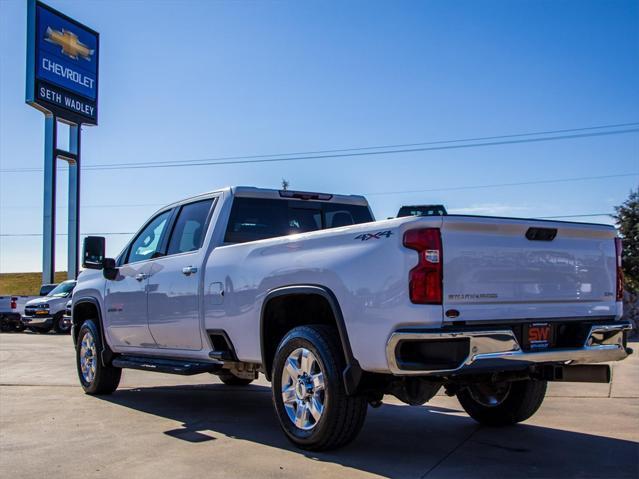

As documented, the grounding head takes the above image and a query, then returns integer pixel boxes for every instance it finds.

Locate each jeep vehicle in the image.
[23,280,76,334]
[72,186,632,450]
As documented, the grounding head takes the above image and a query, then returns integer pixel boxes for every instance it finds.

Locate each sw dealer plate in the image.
[522,322,555,350]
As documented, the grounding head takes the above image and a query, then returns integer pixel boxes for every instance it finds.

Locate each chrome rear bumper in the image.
[386,322,633,376]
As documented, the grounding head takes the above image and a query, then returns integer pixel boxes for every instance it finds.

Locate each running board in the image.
[112,355,224,376]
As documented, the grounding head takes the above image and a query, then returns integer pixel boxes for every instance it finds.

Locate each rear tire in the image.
[457,379,547,426]
[271,325,367,451]
[75,319,121,395]
[217,372,254,386]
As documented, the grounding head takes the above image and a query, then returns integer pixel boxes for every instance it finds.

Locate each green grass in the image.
[0,272,68,296]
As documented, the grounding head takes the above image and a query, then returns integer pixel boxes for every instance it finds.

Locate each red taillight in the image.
[10,297,17,310]
[403,228,443,304]
[615,238,624,301]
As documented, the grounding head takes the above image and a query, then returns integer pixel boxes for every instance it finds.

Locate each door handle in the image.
[182,266,198,276]
[135,273,148,281]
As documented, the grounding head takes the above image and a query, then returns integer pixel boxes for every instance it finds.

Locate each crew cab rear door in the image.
[440,216,619,323]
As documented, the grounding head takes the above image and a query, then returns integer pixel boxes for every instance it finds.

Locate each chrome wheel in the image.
[79,330,97,384]
[281,347,326,431]
[56,317,71,333]
[468,382,512,407]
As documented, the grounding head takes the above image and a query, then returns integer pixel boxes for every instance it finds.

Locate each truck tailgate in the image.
[441,216,620,322]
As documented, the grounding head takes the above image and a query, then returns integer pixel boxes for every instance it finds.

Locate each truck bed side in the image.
[204,216,442,372]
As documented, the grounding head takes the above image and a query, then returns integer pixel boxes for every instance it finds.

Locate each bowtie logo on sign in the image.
[45,27,94,61]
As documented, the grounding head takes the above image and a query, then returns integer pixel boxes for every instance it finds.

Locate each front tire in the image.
[75,319,121,395]
[54,312,71,334]
[271,325,367,451]
[457,379,547,426]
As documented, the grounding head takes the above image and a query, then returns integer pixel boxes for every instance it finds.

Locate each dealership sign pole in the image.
[26,0,99,283]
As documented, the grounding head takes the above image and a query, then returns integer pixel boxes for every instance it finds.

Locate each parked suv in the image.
[23,280,76,334]
[71,186,631,450]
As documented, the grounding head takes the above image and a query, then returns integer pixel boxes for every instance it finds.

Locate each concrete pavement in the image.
[0,333,637,478]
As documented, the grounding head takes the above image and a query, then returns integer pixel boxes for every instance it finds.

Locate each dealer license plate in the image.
[523,322,554,350]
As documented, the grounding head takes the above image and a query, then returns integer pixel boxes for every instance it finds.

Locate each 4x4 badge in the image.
[354,230,393,241]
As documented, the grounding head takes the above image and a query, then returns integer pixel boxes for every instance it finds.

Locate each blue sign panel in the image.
[26,1,99,125]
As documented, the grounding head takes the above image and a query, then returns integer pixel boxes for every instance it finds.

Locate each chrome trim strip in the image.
[386,322,632,376]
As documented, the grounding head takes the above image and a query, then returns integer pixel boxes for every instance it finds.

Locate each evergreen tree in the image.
[614,188,639,292]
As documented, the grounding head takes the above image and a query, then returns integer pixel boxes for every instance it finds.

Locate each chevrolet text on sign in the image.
[26,0,99,125]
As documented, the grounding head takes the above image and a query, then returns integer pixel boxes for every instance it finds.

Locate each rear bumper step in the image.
[386,321,633,376]
[112,356,224,376]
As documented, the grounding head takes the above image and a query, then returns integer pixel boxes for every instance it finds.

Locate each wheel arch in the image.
[72,297,114,366]
[260,285,362,394]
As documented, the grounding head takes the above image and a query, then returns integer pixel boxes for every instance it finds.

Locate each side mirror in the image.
[83,236,106,269]
[103,258,116,269]
[102,257,118,280]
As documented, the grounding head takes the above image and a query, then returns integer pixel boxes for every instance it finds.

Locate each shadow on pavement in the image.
[97,383,639,478]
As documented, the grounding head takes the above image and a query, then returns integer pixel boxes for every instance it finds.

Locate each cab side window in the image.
[167,199,213,255]
[127,210,172,264]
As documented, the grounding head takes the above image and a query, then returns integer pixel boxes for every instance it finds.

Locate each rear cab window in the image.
[224,197,373,244]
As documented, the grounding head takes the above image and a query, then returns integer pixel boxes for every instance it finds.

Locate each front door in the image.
[105,209,173,348]
[147,199,214,350]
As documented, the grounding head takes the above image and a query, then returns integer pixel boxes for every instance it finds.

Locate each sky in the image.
[0,0,638,273]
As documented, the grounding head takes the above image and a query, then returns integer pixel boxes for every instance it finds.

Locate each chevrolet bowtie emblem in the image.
[45,27,94,61]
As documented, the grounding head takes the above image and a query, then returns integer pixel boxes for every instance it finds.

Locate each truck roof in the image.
[232,186,368,205]
[162,186,369,210]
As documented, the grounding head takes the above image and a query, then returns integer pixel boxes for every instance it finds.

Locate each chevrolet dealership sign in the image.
[26,0,99,124]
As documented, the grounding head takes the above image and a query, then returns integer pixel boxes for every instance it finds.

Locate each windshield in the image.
[47,281,76,298]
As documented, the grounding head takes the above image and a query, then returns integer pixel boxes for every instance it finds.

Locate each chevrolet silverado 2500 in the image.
[72,186,632,450]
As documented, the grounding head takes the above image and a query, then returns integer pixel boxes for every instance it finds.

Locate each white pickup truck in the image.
[22,280,76,334]
[72,186,632,450]
[0,296,24,332]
